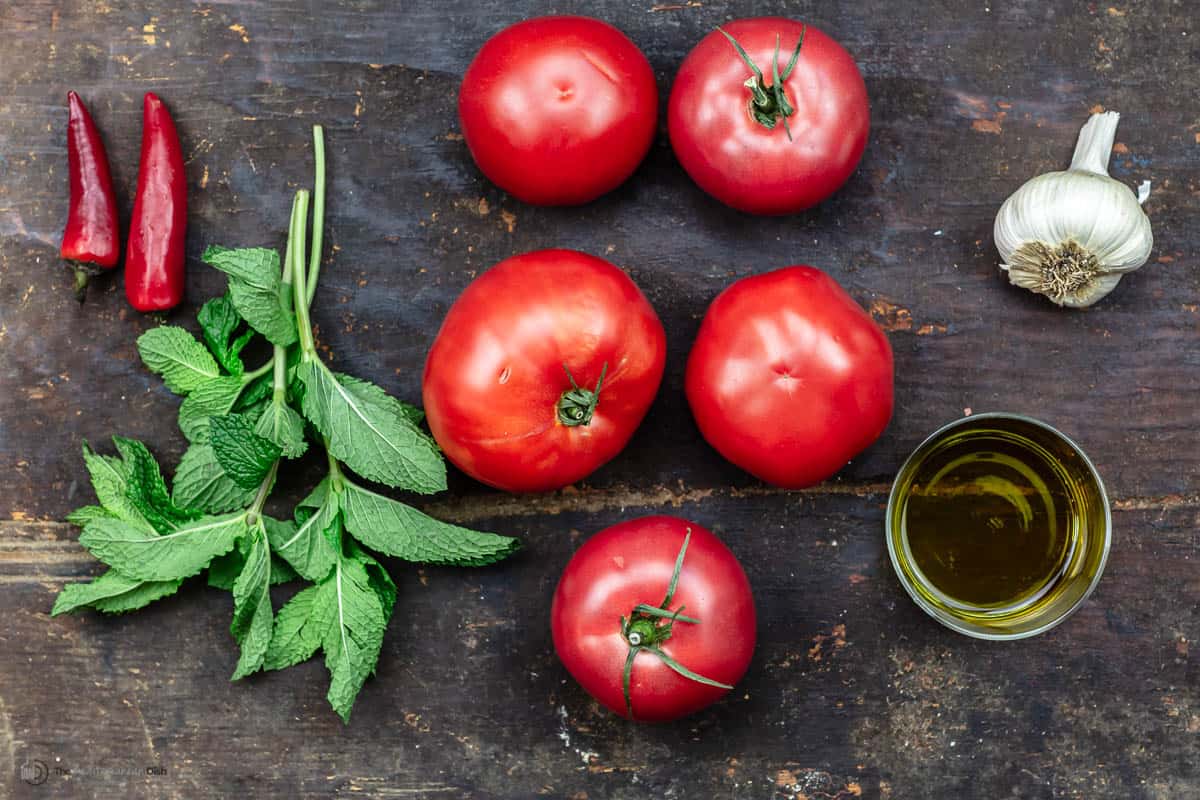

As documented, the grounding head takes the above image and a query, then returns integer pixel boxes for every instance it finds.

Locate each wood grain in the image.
[1,0,1197,797]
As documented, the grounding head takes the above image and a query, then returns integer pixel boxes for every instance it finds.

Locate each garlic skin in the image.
[994,112,1153,308]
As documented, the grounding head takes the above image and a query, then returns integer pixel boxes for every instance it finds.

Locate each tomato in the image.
[422,249,666,492]
[551,516,755,721]
[685,266,893,488]
[667,18,869,215]
[458,16,658,206]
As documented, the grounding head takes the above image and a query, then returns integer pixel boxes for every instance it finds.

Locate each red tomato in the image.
[422,249,666,492]
[552,516,755,722]
[686,266,893,488]
[458,16,658,206]
[668,18,869,215]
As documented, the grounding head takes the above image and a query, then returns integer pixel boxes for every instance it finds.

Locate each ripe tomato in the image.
[422,249,666,492]
[458,16,658,206]
[552,516,755,722]
[667,18,869,215]
[686,266,893,488]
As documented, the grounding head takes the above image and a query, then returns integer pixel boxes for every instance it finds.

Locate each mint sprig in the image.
[53,125,521,723]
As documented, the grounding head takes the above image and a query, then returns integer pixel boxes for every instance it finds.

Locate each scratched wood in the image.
[1,1,1198,798]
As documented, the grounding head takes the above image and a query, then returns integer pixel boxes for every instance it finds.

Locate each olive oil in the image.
[887,414,1110,639]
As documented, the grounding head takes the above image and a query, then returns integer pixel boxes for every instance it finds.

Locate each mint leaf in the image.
[208,534,298,591]
[201,245,270,282]
[89,579,183,613]
[297,478,331,512]
[52,570,182,616]
[79,513,245,581]
[197,293,250,377]
[113,437,200,532]
[397,402,424,428]
[202,247,297,347]
[235,371,275,412]
[179,377,245,443]
[172,442,258,514]
[231,330,256,364]
[65,505,116,527]
[271,553,301,584]
[263,585,326,671]
[238,396,272,427]
[341,481,519,566]
[230,524,273,680]
[58,447,190,617]
[209,414,282,490]
[81,442,153,530]
[296,360,446,493]
[207,546,246,591]
[254,401,308,458]
[266,493,337,582]
[349,540,397,628]
[136,326,221,395]
[260,528,388,721]
[322,553,387,723]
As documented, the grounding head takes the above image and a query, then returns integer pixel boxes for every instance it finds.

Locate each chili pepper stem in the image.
[72,267,90,303]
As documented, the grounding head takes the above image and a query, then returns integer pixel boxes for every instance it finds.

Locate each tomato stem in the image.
[618,530,734,720]
[717,25,806,139]
[556,362,607,427]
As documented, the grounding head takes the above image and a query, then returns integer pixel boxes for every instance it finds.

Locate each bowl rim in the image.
[885,411,1113,641]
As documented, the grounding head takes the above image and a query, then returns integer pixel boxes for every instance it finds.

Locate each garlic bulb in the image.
[994,112,1153,307]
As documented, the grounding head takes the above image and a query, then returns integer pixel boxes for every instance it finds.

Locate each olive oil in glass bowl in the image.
[886,413,1110,639]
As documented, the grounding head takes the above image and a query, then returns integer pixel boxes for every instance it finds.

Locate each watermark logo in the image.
[17,758,167,786]
[20,759,48,786]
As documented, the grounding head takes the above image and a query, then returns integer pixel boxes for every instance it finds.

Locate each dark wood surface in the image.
[2,1,1197,797]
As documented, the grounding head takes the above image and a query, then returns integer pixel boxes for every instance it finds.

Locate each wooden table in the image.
[2,1,1196,797]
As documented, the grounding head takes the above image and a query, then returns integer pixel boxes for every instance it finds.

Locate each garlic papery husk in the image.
[994,111,1153,308]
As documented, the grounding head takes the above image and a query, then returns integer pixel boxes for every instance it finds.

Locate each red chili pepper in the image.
[126,92,187,312]
[61,91,120,302]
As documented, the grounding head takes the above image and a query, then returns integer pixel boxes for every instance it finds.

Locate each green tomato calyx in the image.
[617,531,734,720]
[557,362,607,428]
[718,26,807,139]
